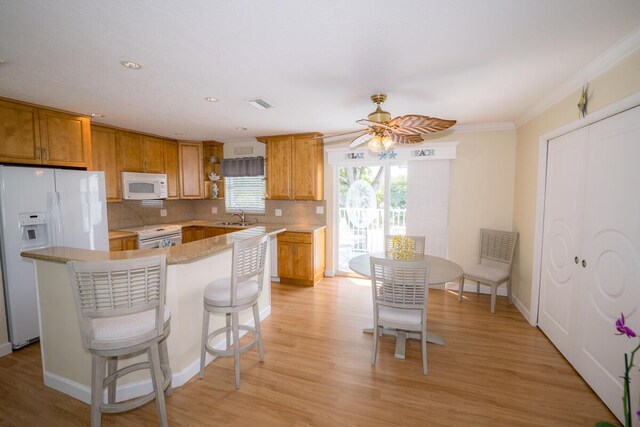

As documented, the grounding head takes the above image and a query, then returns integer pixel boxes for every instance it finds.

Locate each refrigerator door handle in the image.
[49,192,64,247]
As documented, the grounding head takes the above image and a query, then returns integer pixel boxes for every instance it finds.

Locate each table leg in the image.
[394,332,407,359]
[363,327,445,359]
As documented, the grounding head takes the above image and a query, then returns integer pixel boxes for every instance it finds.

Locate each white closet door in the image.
[538,127,588,358]
[573,106,640,423]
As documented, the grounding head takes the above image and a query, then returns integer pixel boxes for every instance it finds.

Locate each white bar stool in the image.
[67,254,172,427]
[200,234,269,389]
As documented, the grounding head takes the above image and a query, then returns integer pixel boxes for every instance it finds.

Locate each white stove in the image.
[121,224,183,249]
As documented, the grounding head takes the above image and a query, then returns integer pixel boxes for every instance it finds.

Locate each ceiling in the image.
[1,1,640,142]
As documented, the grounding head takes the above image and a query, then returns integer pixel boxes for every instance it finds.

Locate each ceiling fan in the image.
[324,94,456,152]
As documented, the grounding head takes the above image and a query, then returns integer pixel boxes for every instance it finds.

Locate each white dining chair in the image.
[200,234,269,389]
[370,256,431,375]
[67,255,172,427]
[457,228,518,313]
[384,235,426,255]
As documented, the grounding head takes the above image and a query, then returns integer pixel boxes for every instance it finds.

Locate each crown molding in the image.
[515,25,640,127]
[451,122,515,133]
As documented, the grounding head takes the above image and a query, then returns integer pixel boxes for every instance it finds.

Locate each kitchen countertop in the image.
[108,230,138,239]
[112,220,326,234]
[22,225,286,265]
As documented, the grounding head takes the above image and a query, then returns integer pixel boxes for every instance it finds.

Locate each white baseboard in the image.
[44,371,91,404]
[45,304,272,404]
[324,270,335,277]
[270,276,280,283]
[513,295,534,326]
[0,341,12,358]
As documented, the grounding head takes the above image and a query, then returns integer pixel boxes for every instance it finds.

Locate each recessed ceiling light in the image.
[235,127,248,131]
[247,98,273,110]
[88,112,104,118]
[204,97,219,102]
[120,60,142,70]
[174,132,184,136]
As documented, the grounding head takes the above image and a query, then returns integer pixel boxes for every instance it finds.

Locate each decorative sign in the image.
[411,148,435,157]
[326,142,458,165]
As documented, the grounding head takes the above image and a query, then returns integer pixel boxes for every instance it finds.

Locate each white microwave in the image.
[122,172,168,200]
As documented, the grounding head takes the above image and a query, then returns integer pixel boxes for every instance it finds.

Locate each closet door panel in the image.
[573,106,640,423]
[538,127,588,359]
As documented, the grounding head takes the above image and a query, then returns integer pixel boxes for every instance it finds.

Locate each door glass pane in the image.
[338,166,385,272]
[389,164,407,235]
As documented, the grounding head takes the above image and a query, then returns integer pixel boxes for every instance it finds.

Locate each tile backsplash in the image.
[108,199,326,229]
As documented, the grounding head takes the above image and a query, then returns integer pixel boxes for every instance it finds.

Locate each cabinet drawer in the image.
[277,231,313,244]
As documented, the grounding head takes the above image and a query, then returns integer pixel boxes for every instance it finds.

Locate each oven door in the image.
[138,233,182,249]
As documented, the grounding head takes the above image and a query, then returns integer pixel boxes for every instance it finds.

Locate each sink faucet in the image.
[232,210,246,223]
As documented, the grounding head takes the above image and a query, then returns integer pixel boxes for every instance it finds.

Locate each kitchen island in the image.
[21,225,285,404]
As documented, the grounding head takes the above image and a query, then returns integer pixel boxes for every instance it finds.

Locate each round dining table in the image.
[348,252,463,359]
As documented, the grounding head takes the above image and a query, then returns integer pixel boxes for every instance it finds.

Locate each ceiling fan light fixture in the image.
[382,136,394,150]
[368,135,383,152]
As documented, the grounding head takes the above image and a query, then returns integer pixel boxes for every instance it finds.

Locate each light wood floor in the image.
[0,276,619,426]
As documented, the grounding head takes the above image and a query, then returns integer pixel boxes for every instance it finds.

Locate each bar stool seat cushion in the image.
[92,306,171,341]
[204,278,259,306]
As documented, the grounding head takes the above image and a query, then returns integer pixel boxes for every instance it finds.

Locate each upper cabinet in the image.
[0,98,90,168]
[90,126,120,202]
[178,142,204,199]
[142,136,165,173]
[118,132,165,173]
[257,133,324,201]
[164,140,179,199]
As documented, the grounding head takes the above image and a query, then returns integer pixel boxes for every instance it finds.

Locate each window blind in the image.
[224,176,266,214]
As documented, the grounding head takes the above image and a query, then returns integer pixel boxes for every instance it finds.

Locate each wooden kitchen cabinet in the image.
[0,98,91,168]
[0,99,41,164]
[203,141,224,199]
[182,226,205,243]
[178,142,204,199]
[164,140,179,199]
[257,132,323,201]
[90,126,121,202]
[118,132,166,173]
[205,227,232,238]
[142,136,165,173]
[38,109,91,168]
[109,236,138,252]
[277,228,325,286]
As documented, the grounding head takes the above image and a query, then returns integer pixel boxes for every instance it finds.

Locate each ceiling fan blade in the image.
[389,132,421,145]
[388,115,456,135]
[349,131,374,148]
[313,129,367,140]
[356,119,393,131]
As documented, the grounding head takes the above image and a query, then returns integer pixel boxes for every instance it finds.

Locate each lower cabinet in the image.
[182,226,205,243]
[183,226,234,243]
[277,228,325,286]
[109,236,138,252]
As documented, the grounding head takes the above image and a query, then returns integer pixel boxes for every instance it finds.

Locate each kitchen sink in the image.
[217,221,253,227]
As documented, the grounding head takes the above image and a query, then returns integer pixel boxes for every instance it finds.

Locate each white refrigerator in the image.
[0,166,109,348]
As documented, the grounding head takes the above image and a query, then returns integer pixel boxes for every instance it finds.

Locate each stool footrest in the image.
[204,325,260,357]
[101,363,172,414]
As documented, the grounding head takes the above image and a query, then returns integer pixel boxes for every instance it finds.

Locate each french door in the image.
[336,162,407,274]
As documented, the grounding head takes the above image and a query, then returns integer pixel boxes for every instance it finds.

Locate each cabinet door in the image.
[277,240,297,278]
[142,136,165,173]
[292,136,323,200]
[109,238,123,252]
[122,236,138,250]
[266,137,292,200]
[205,227,230,238]
[0,99,41,164]
[38,109,90,167]
[90,126,120,202]
[182,227,195,243]
[294,243,313,280]
[118,131,143,172]
[178,142,204,199]
[193,227,205,241]
[164,140,179,199]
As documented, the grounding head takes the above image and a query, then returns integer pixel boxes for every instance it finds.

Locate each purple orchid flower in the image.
[637,409,640,420]
[616,313,637,338]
